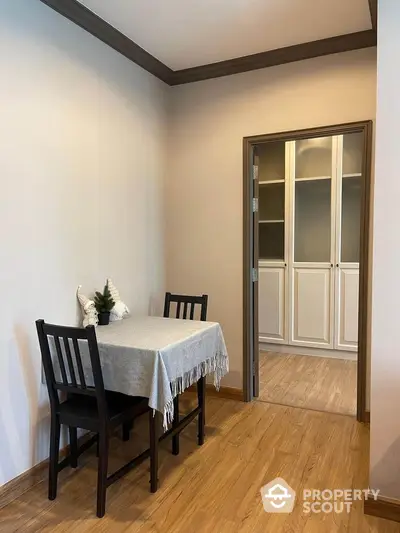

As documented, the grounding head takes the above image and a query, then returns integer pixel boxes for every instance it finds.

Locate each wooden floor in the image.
[259,351,357,416]
[0,395,397,532]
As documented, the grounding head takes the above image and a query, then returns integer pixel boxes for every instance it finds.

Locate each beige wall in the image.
[0,2,378,489]
[0,0,167,485]
[166,49,377,390]
[370,0,400,500]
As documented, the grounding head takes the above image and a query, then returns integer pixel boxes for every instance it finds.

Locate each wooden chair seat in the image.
[59,392,148,433]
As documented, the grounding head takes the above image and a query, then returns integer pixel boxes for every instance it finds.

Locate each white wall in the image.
[370,0,400,501]
[0,0,167,486]
[166,49,377,390]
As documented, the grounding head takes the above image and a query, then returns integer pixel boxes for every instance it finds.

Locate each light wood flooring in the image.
[0,395,397,532]
[259,351,357,416]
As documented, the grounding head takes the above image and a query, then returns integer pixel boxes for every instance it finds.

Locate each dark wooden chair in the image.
[36,319,148,518]
[163,292,208,457]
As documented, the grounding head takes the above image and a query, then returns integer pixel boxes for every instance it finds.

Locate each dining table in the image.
[84,315,229,491]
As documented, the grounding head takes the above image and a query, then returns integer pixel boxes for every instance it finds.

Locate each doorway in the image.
[243,121,373,422]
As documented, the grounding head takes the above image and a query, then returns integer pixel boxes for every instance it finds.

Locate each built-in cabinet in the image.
[257,132,363,354]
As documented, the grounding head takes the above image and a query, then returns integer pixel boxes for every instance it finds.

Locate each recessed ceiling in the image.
[77,0,372,70]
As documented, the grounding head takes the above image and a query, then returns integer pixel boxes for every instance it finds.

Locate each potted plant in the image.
[94,284,115,326]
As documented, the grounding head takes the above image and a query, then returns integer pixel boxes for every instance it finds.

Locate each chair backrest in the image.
[36,320,107,416]
[163,292,208,321]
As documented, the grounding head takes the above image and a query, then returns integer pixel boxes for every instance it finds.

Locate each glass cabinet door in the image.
[294,179,332,262]
[295,137,333,179]
[257,141,286,261]
[294,137,333,262]
[342,132,364,177]
[258,141,286,182]
[340,133,363,263]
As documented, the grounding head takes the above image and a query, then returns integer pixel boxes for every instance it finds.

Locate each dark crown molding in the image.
[39,0,174,84]
[171,30,376,85]
[39,0,377,87]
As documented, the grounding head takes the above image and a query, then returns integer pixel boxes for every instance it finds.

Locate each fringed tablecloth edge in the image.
[160,350,229,430]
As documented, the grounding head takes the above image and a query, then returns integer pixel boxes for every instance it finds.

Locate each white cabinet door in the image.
[291,266,333,348]
[335,266,359,351]
[259,266,286,343]
[333,134,362,352]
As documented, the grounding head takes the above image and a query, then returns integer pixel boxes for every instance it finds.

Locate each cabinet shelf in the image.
[259,179,285,185]
[259,220,284,224]
[343,173,362,178]
[295,175,331,182]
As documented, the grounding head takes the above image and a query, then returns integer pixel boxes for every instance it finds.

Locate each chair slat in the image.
[63,337,77,387]
[36,320,107,417]
[54,336,68,385]
[163,293,208,322]
[73,338,87,389]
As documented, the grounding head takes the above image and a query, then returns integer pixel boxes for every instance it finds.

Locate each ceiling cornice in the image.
[39,0,174,84]
[171,30,377,85]
[39,0,377,87]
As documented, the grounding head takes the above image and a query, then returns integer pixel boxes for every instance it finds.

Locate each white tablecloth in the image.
[90,316,229,428]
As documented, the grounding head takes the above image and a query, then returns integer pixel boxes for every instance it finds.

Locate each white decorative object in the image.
[106,278,130,321]
[77,285,98,327]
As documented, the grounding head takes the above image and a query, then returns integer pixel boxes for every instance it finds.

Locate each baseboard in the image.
[260,342,357,361]
[365,495,400,523]
[0,432,93,510]
[187,384,244,402]
[205,385,244,401]
[0,458,48,511]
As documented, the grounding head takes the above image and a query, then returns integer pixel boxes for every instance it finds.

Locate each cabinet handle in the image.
[330,264,333,268]
[285,263,287,267]
[336,264,339,267]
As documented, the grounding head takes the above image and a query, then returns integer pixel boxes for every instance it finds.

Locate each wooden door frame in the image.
[243,120,373,422]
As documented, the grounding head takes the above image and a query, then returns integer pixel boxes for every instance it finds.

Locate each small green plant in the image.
[94,284,115,314]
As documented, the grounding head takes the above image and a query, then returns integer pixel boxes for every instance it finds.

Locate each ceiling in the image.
[77,0,372,70]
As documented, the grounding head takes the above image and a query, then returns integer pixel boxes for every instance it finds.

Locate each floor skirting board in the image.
[260,342,357,361]
[187,385,244,402]
[0,432,94,511]
[365,496,400,523]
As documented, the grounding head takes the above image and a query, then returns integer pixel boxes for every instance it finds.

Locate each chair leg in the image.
[122,420,133,442]
[197,376,206,446]
[69,427,78,468]
[49,414,61,500]
[172,395,180,455]
[149,410,159,493]
[96,431,109,518]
